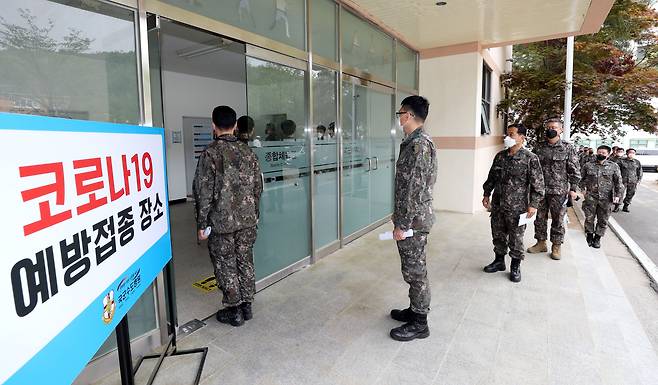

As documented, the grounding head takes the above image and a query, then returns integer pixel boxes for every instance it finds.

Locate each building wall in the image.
[419,46,510,213]
[161,70,247,201]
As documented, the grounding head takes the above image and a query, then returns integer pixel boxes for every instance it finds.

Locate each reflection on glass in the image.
[311,0,337,61]
[397,44,418,90]
[0,0,139,124]
[340,8,394,82]
[161,0,306,51]
[312,66,338,249]
[246,57,310,279]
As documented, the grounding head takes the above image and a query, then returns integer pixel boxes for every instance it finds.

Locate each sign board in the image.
[0,113,172,385]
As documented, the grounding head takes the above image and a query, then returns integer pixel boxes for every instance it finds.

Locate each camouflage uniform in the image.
[483,148,545,260]
[393,127,437,315]
[579,160,623,236]
[193,134,263,307]
[532,140,580,244]
[619,157,643,206]
[579,153,595,169]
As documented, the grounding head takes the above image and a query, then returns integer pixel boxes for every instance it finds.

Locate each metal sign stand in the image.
[116,264,208,385]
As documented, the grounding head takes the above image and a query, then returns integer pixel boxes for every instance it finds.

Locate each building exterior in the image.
[0,0,614,383]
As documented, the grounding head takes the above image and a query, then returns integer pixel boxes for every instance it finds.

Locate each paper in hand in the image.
[379,229,414,240]
[518,212,536,226]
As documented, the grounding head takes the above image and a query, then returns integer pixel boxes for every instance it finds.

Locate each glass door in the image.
[245,51,310,280]
[341,76,395,238]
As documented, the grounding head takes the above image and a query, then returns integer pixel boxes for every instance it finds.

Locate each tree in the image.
[497,0,658,145]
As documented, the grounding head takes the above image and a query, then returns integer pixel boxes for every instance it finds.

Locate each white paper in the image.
[203,226,212,237]
[379,229,414,240]
[518,213,537,226]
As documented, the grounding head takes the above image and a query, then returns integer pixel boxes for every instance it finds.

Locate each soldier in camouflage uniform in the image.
[579,145,623,249]
[618,148,643,212]
[527,118,580,260]
[389,95,437,342]
[193,106,263,327]
[580,147,596,169]
[482,124,545,283]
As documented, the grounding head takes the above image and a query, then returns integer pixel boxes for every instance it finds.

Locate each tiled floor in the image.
[96,210,658,385]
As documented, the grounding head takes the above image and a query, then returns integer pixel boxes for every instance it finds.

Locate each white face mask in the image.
[503,136,518,149]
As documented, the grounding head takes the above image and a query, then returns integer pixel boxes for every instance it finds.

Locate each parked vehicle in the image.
[635,149,658,172]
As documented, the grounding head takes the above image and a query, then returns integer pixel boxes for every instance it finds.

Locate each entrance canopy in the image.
[341,0,614,55]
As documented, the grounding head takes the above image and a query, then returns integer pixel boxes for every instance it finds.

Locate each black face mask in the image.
[596,154,607,161]
[545,129,558,139]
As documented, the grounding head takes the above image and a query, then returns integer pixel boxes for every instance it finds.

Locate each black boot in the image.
[390,312,430,341]
[390,307,414,322]
[483,254,506,273]
[622,204,630,213]
[509,258,521,283]
[240,302,253,321]
[216,306,244,327]
[612,204,620,213]
[586,233,594,247]
[592,234,601,249]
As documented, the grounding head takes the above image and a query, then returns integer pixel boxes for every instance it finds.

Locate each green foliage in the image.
[498,0,658,145]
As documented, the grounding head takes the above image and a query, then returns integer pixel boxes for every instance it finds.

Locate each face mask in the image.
[596,154,607,162]
[503,136,518,149]
[545,129,558,139]
[628,154,635,159]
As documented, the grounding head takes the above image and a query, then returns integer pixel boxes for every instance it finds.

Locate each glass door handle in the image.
[373,157,379,170]
[365,157,371,172]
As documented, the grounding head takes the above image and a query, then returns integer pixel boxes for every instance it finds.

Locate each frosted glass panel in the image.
[312,0,337,61]
[340,9,394,82]
[161,0,306,51]
[397,43,417,90]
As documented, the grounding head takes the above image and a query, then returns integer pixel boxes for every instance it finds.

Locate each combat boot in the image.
[390,312,430,342]
[591,235,601,249]
[216,306,244,327]
[240,302,253,321]
[483,254,506,273]
[390,307,414,323]
[622,204,630,213]
[527,240,548,253]
[586,233,594,247]
[550,244,562,260]
[612,204,620,213]
[509,258,521,283]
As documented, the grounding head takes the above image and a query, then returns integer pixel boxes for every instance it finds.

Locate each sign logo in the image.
[101,291,116,324]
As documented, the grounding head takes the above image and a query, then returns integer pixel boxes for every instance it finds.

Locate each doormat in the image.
[193,275,218,292]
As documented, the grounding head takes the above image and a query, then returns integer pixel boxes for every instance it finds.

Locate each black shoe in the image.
[390,312,429,341]
[586,233,594,247]
[592,235,601,249]
[390,307,414,323]
[216,306,244,327]
[612,204,620,213]
[483,254,506,273]
[622,204,630,213]
[240,302,253,321]
[509,259,521,283]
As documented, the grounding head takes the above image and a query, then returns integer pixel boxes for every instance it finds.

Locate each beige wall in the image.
[419,46,511,213]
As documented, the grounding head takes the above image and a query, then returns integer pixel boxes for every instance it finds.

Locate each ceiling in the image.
[160,20,246,83]
[343,0,613,51]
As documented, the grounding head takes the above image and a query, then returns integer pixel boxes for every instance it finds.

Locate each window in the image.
[0,0,140,124]
[481,64,492,135]
[630,139,649,149]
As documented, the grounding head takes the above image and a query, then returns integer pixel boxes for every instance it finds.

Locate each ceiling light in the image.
[436,1,447,5]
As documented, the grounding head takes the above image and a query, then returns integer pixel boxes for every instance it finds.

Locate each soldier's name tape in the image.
[193,276,218,292]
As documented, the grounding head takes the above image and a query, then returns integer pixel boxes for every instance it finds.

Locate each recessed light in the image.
[436,1,448,5]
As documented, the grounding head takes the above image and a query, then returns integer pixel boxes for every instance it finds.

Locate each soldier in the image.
[527,118,580,260]
[579,145,623,248]
[482,123,545,283]
[389,95,437,342]
[193,105,263,327]
[618,148,643,212]
[579,147,595,169]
